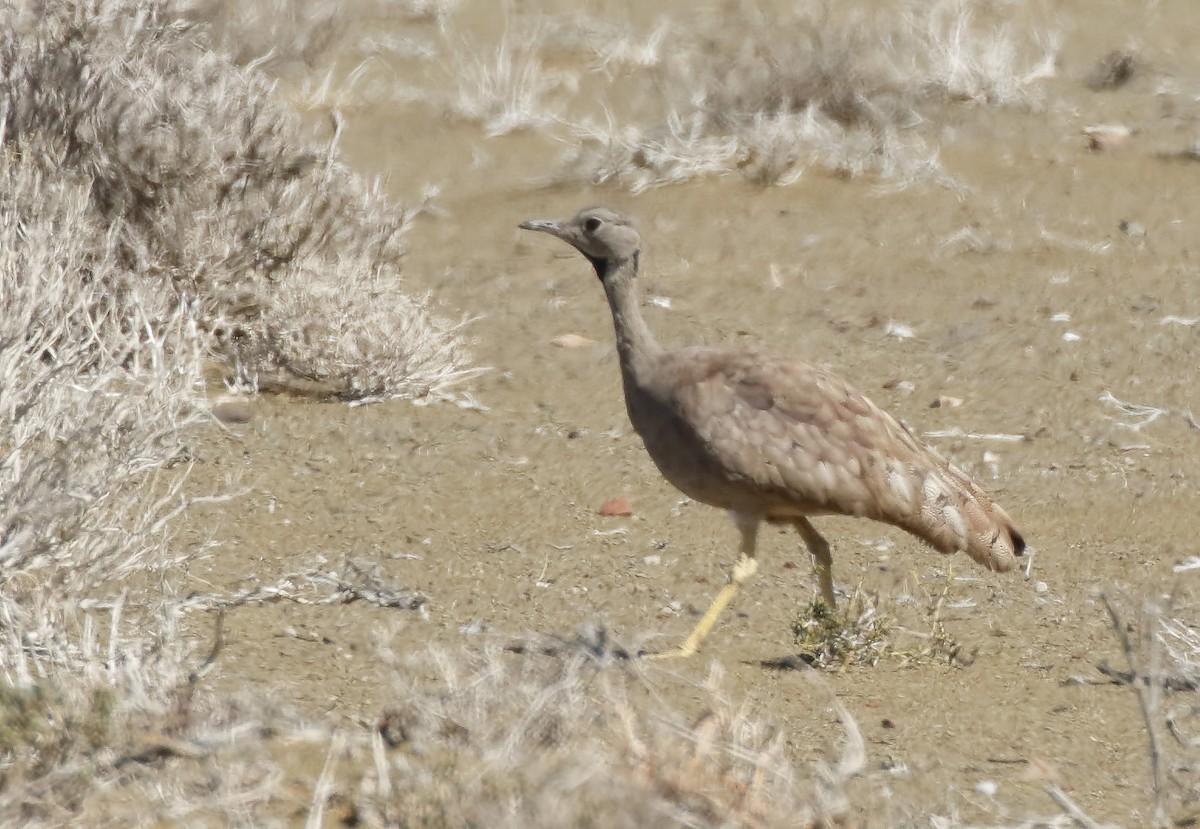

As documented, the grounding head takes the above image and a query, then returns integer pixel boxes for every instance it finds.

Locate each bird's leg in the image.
[647,514,759,660]
[794,517,836,609]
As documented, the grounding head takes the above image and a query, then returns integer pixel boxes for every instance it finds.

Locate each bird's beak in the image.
[519,218,562,236]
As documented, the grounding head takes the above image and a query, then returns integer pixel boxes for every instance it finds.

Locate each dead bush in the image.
[0,0,475,402]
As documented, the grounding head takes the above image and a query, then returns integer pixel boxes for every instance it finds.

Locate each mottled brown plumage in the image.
[520,206,1026,658]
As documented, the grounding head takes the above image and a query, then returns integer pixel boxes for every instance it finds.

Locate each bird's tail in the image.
[881,459,1026,572]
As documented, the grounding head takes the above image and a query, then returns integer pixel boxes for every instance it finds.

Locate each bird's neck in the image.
[599,253,663,381]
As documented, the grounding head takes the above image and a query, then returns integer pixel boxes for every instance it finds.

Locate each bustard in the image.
[520,206,1026,659]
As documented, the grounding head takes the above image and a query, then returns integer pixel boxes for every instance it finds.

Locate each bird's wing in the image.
[663,348,901,517]
[665,347,1023,569]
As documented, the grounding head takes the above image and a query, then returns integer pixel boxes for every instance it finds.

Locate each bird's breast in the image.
[624,382,778,514]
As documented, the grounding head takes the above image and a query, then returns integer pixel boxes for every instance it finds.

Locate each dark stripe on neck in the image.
[587,251,639,281]
[586,254,608,280]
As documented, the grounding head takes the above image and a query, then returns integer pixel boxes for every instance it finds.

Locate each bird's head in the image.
[520,206,641,280]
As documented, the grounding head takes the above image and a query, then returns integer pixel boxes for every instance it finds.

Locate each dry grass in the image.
[1099,593,1200,828]
[355,647,859,828]
[0,142,204,824]
[69,646,861,828]
[550,0,1057,190]
[198,0,1057,192]
[1,0,475,403]
[0,1,475,821]
[177,0,1062,192]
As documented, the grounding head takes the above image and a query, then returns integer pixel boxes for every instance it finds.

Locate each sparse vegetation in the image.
[0,0,1193,826]
[194,0,1057,191]
[553,0,1057,190]
[354,648,859,828]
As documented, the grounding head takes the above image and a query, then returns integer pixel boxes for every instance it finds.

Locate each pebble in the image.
[212,396,253,424]
[552,333,596,348]
[598,496,633,517]
[1082,124,1131,151]
[1119,219,1146,239]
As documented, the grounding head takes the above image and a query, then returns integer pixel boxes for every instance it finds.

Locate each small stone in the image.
[552,333,596,348]
[1119,219,1146,239]
[1083,124,1132,151]
[930,395,963,409]
[212,396,253,424]
[643,554,661,566]
[1034,581,1049,594]
[882,378,915,395]
[599,496,633,517]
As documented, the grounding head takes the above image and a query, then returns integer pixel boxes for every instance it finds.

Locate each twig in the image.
[177,557,428,612]
[923,427,1027,442]
[306,558,428,609]
[305,731,344,829]
[1095,659,1197,692]
[188,609,226,684]
[1100,594,1168,827]
[1044,784,1105,829]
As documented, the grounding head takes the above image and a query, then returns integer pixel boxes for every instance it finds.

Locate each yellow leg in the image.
[794,517,836,608]
[648,516,759,660]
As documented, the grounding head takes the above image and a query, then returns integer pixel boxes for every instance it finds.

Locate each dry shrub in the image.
[177,0,458,112]
[45,647,856,827]
[350,648,860,829]
[0,0,477,817]
[1,0,475,402]
[557,0,1057,190]
[0,148,202,821]
[1100,594,1200,828]
[191,0,1056,192]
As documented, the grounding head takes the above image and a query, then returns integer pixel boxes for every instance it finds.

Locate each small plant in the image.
[790,581,973,669]
[791,595,893,668]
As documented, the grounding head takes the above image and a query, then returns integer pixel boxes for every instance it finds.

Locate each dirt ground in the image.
[179,2,1200,824]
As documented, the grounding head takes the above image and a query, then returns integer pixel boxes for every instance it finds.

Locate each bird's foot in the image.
[642,643,699,661]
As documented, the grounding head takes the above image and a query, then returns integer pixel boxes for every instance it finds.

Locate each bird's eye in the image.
[584,217,602,233]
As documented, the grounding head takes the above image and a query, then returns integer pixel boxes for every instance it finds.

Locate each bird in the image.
[519,206,1026,659]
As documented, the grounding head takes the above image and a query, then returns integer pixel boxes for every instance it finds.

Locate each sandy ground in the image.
[178,1,1200,824]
